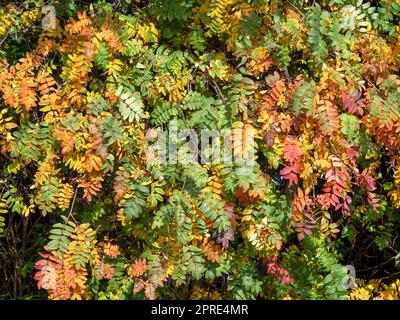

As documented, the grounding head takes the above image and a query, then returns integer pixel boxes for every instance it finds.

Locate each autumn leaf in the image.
[131,258,147,278]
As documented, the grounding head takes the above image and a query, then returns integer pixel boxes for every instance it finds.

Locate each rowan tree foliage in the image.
[0,0,400,300]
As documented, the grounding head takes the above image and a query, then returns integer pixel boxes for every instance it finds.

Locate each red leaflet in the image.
[333,188,343,198]
[343,195,352,216]
[368,192,380,210]
[283,138,301,163]
[286,172,298,186]
[342,92,357,114]
[332,160,342,168]
[262,256,293,286]
[265,58,273,71]
[325,169,334,181]
[357,169,377,191]
[331,193,340,204]
[279,165,293,176]
[280,163,301,187]
[342,90,364,115]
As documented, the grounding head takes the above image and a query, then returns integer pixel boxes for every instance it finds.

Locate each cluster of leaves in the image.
[350,279,400,300]
[0,0,399,300]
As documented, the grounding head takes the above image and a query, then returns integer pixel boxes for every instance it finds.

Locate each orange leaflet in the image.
[131,258,147,278]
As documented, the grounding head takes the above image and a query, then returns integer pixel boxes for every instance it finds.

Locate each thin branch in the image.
[211,80,227,104]
[67,187,79,224]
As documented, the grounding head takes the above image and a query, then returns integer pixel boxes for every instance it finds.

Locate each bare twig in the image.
[212,80,227,104]
[67,187,79,224]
